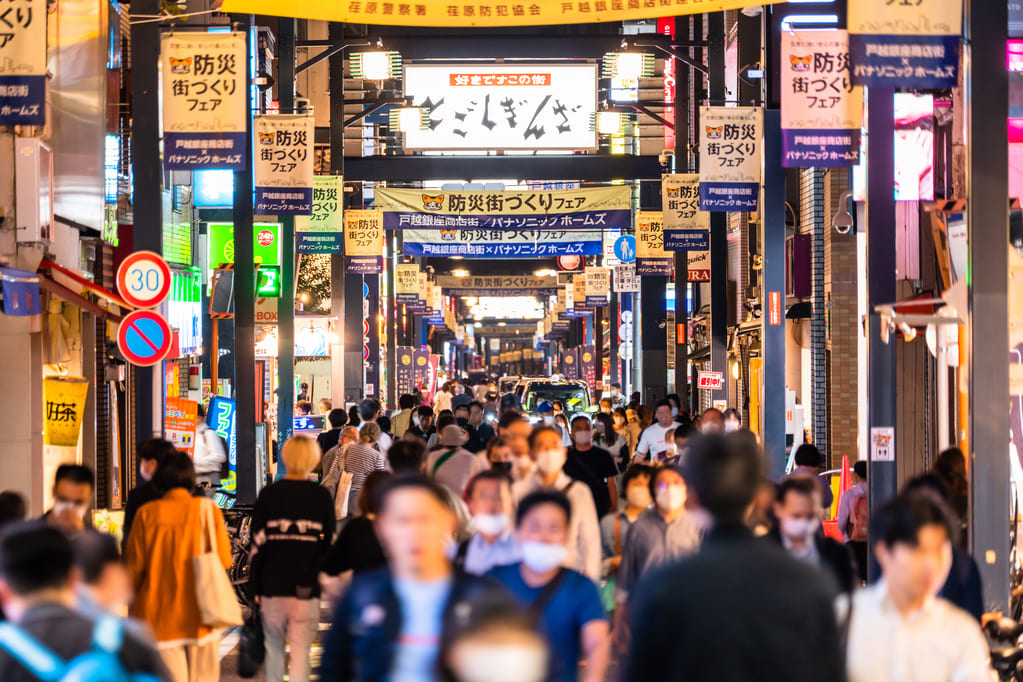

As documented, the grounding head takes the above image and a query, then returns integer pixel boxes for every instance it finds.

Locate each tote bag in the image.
[193,499,243,629]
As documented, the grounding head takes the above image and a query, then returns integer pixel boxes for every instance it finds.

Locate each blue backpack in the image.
[0,615,162,682]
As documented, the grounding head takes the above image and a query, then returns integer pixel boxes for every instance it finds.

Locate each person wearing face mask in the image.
[845,492,991,682]
[722,408,742,433]
[453,471,519,575]
[511,426,602,581]
[764,477,855,594]
[487,491,610,682]
[564,416,619,518]
[121,439,175,550]
[665,394,684,421]
[43,464,95,536]
[699,407,725,434]
[470,435,515,478]
[72,531,150,640]
[634,400,676,463]
[537,402,572,447]
[599,465,653,614]
[612,466,699,653]
[498,413,536,481]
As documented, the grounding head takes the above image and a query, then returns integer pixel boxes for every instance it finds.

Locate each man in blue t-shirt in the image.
[488,490,610,682]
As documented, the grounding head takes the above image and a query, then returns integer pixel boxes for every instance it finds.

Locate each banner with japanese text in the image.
[698,106,762,211]
[402,228,602,258]
[848,0,961,88]
[296,176,343,253]
[781,31,862,167]
[0,0,45,125]
[573,274,589,312]
[411,272,428,312]
[396,264,420,306]
[613,263,639,292]
[562,347,579,380]
[396,347,417,396]
[254,115,314,214]
[662,174,710,251]
[162,33,247,170]
[222,0,784,29]
[345,210,384,274]
[585,266,609,307]
[579,345,597,398]
[376,186,631,230]
[636,211,672,276]
[165,397,199,456]
[436,274,560,297]
[43,377,88,447]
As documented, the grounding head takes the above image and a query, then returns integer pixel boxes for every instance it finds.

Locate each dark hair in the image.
[485,436,510,460]
[794,443,822,468]
[871,492,953,550]
[515,490,572,528]
[436,414,457,432]
[903,473,951,502]
[454,404,469,415]
[702,407,724,422]
[359,398,381,423]
[328,408,349,429]
[357,470,393,516]
[613,407,628,422]
[723,408,741,423]
[853,460,868,480]
[0,523,74,594]
[649,464,685,498]
[682,432,762,524]
[654,399,672,411]
[465,469,512,500]
[417,405,435,418]
[154,451,196,491]
[348,405,361,425]
[666,394,681,408]
[570,414,591,428]
[399,394,417,410]
[72,531,121,584]
[296,400,313,415]
[54,464,94,490]
[467,401,483,412]
[593,413,616,444]
[499,393,521,411]
[498,411,525,430]
[775,476,821,505]
[376,474,450,514]
[528,425,562,451]
[0,491,26,527]
[623,463,654,488]
[376,415,392,434]
[138,438,176,464]
[612,382,621,389]
[388,440,426,474]
[674,421,698,440]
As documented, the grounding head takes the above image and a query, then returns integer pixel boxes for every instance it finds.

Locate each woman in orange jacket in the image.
[125,451,233,682]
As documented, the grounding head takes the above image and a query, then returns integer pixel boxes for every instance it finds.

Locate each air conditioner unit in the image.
[15,139,54,244]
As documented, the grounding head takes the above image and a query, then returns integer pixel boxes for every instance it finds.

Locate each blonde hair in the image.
[360,422,381,444]
[280,435,322,477]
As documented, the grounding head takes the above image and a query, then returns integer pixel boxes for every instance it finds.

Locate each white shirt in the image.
[434,391,453,412]
[635,423,674,461]
[511,471,602,581]
[461,531,520,576]
[846,580,992,682]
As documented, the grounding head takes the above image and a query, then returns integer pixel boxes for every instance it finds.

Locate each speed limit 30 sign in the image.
[116,251,171,309]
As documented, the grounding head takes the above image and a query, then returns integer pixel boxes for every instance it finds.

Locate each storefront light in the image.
[351,50,402,80]
[601,51,655,80]
[595,111,625,135]
[392,106,429,132]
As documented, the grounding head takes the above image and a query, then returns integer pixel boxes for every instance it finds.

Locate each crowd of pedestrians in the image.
[0,377,999,682]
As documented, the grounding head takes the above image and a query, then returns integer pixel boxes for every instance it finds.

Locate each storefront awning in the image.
[37,259,130,323]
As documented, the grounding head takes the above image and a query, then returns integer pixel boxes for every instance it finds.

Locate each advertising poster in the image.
[698,106,763,211]
[688,250,711,282]
[436,274,559,297]
[344,209,384,274]
[162,33,247,170]
[296,176,344,253]
[165,397,199,456]
[254,115,314,214]
[636,211,672,276]
[781,31,862,167]
[396,264,421,305]
[0,0,45,125]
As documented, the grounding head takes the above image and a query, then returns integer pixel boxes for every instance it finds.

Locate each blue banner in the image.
[208,397,237,506]
[346,256,383,274]
[255,187,313,215]
[364,275,379,399]
[385,209,632,231]
[663,229,710,252]
[637,258,673,276]
[782,129,860,168]
[699,182,759,212]
[0,76,45,126]
[562,348,579,380]
[396,347,416,396]
[403,239,601,258]
[164,132,246,170]
[849,35,958,89]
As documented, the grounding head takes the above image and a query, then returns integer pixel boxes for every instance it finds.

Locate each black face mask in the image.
[491,461,513,474]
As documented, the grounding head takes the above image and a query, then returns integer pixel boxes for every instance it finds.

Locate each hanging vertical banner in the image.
[414,348,431,391]
[43,377,89,447]
[395,264,420,305]
[564,281,576,317]
[848,0,960,89]
[613,263,640,293]
[585,266,608,308]
[0,0,45,126]
[579,345,597,398]
[562,347,579,379]
[780,31,863,167]
[162,32,247,170]
[296,176,343,253]
[662,174,710,250]
[254,115,314,214]
[698,106,762,211]
[428,285,445,326]
[364,275,380,398]
[636,211,673,276]
[208,397,237,500]
[396,347,417,396]
[573,275,589,312]
[345,209,384,274]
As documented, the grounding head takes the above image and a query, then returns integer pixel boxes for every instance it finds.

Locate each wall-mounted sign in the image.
[584,266,608,307]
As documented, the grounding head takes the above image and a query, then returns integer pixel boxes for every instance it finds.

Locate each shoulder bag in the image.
[193,499,244,628]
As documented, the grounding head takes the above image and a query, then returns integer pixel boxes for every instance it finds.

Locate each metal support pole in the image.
[762,108,786,480]
[130,0,162,441]
[233,21,257,505]
[609,292,619,388]
[707,11,728,408]
[966,0,1010,613]
[277,18,296,457]
[387,237,398,409]
[673,15,691,405]
[865,86,897,579]
[329,22,346,409]
[594,305,604,395]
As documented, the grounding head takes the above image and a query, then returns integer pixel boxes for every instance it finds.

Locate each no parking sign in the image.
[118,310,173,367]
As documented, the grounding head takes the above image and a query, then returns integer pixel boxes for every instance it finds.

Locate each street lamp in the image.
[594,110,627,135]
[390,106,429,132]
[602,50,655,80]
[350,49,402,80]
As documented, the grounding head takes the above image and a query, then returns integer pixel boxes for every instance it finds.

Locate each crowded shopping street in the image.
[0,0,1018,680]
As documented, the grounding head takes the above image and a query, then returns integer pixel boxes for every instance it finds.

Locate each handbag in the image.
[236,604,265,678]
[192,499,244,629]
[331,446,355,520]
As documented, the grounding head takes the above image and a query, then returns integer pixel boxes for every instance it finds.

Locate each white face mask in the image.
[520,541,568,572]
[542,415,555,425]
[701,423,721,435]
[574,430,592,445]
[450,643,547,682]
[626,486,652,509]
[671,407,679,417]
[781,517,817,541]
[724,421,740,433]
[517,455,534,470]
[655,485,686,512]
[53,500,87,520]
[536,449,566,475]
[474,513,509,536]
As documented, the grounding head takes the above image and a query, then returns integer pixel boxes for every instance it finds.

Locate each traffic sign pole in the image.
[118,310,174,367]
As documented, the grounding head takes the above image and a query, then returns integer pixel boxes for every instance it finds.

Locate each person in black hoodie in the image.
[121,439,175,551]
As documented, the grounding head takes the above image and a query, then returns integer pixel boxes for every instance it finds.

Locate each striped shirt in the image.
[343,442,387,516]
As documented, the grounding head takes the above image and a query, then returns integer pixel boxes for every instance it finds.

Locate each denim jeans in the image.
[260,596,320,682]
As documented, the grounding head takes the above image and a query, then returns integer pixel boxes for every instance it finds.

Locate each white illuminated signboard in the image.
[403,64,597,151]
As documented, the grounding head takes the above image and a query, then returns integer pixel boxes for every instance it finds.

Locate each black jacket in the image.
[319,566,512,681]
[624,523,844,682]
[764,526,857,594]
[121,481,163,550]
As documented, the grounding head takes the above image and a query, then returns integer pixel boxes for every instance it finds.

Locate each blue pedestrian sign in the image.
[613,235,636,263]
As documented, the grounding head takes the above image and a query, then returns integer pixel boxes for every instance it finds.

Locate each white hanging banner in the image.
[396,264,420,305]
[662,174,710,252]
[0,0,46,126]
[162,32,247,170]
[584,266,608,307]
[698,106,762,211]
[254,115,314,214]
[636,211,672,276]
